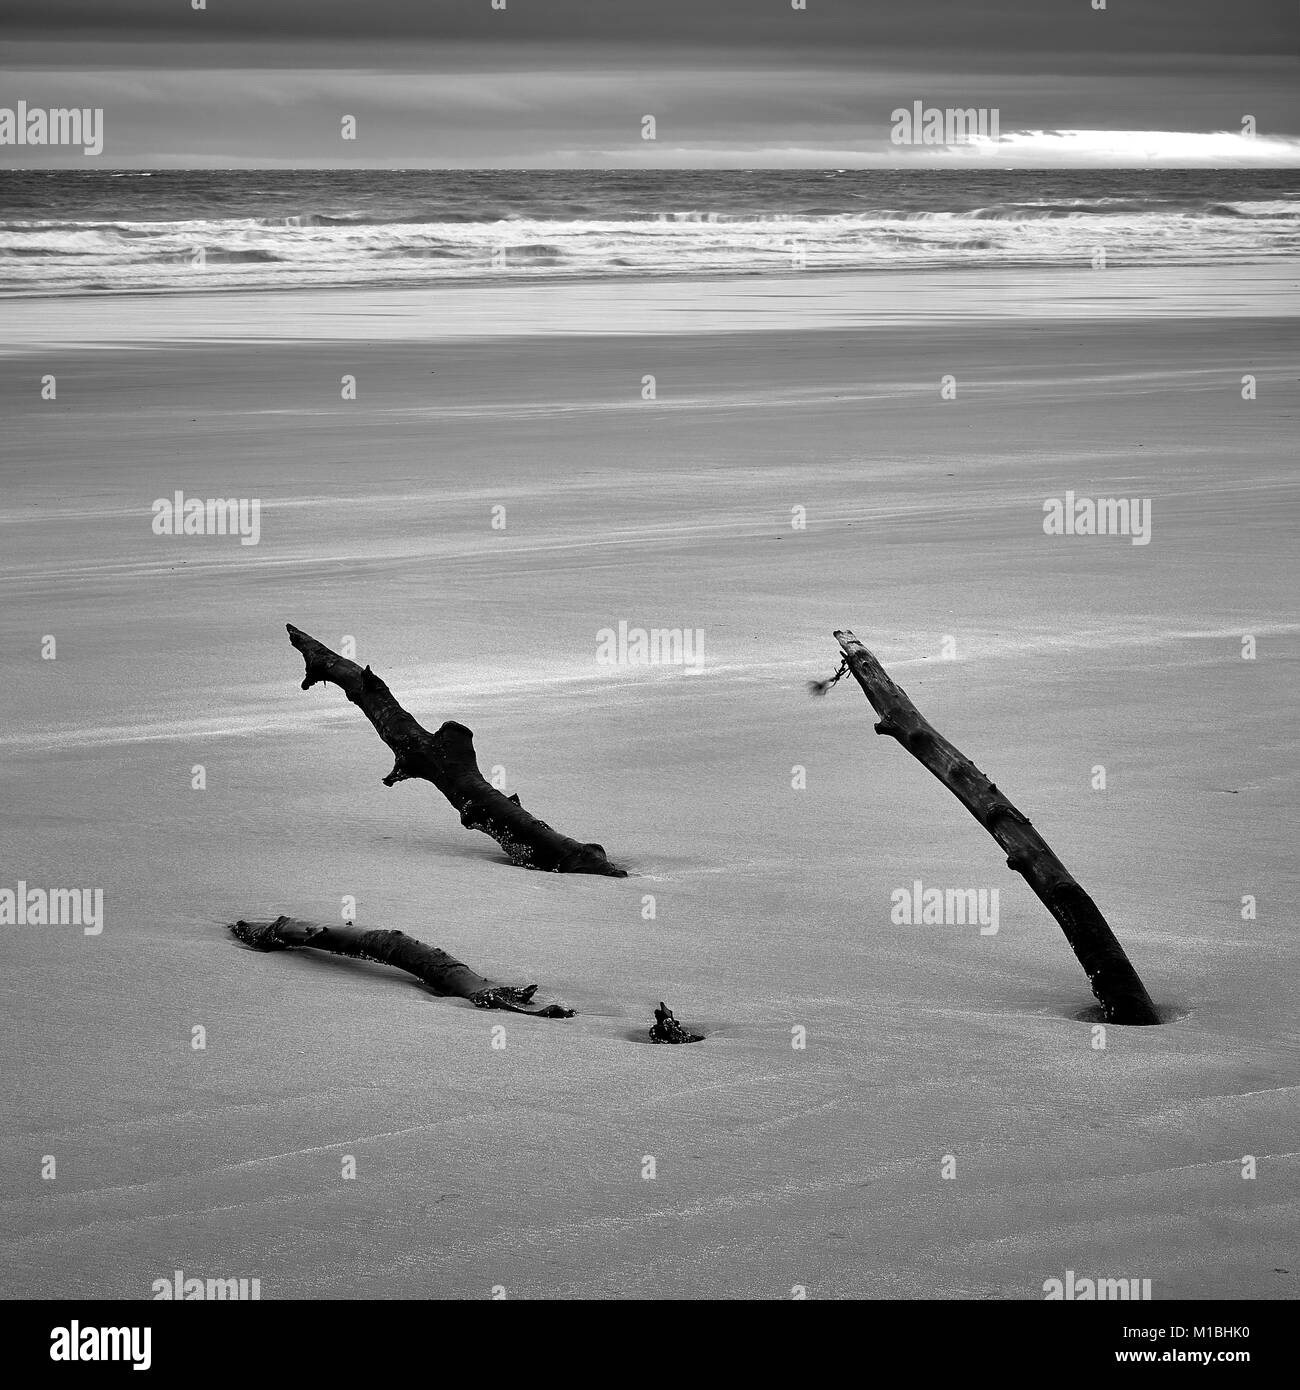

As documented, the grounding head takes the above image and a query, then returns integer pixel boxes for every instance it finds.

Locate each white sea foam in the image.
[3,198,1298,294]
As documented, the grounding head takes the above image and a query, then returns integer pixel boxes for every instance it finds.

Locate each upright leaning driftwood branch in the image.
[230,916,575,1016]
[820,630,1160,1025]
[285,624,625,876]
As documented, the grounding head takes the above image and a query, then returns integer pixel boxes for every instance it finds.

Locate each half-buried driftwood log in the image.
[286,624,625,876]
[815,630,1160,1026]
[230,916,575,1016]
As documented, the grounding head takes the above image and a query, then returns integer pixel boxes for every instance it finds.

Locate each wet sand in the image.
[1,275,1297,1298]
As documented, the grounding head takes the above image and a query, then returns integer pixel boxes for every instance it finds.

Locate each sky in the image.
[2,0,1299,167]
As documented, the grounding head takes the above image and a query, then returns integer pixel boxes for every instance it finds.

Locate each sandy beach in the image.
[1,268,1297,1299]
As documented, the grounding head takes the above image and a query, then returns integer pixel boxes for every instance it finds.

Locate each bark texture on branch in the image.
[827,629,1160,1026]
[230,916,575,1016]
[286,623,625,876]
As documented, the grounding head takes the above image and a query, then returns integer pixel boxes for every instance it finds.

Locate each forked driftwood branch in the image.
[819,630,1160,1025]
[230,916,575,1017]
[286,624,625,876]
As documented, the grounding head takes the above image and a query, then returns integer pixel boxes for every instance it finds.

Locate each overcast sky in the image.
[3,0,1298,166]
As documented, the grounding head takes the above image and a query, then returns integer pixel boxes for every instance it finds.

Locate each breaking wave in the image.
[2,168,1297,294]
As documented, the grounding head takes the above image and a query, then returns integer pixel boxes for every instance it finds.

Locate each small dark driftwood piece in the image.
[230,916,575,1017]
[285,624,625,876]
[649,1001,704,1044]
[820,629,1161,1026]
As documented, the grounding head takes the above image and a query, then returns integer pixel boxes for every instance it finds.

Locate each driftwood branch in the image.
[824,630,1160,1026]
[285,624,625,876]
[230,916,575,1017]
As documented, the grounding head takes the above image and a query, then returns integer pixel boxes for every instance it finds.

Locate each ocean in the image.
[2,167,1299,296]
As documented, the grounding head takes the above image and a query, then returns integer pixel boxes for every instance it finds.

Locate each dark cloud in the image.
[3,2,1295,164]
[4,0,1297,56]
